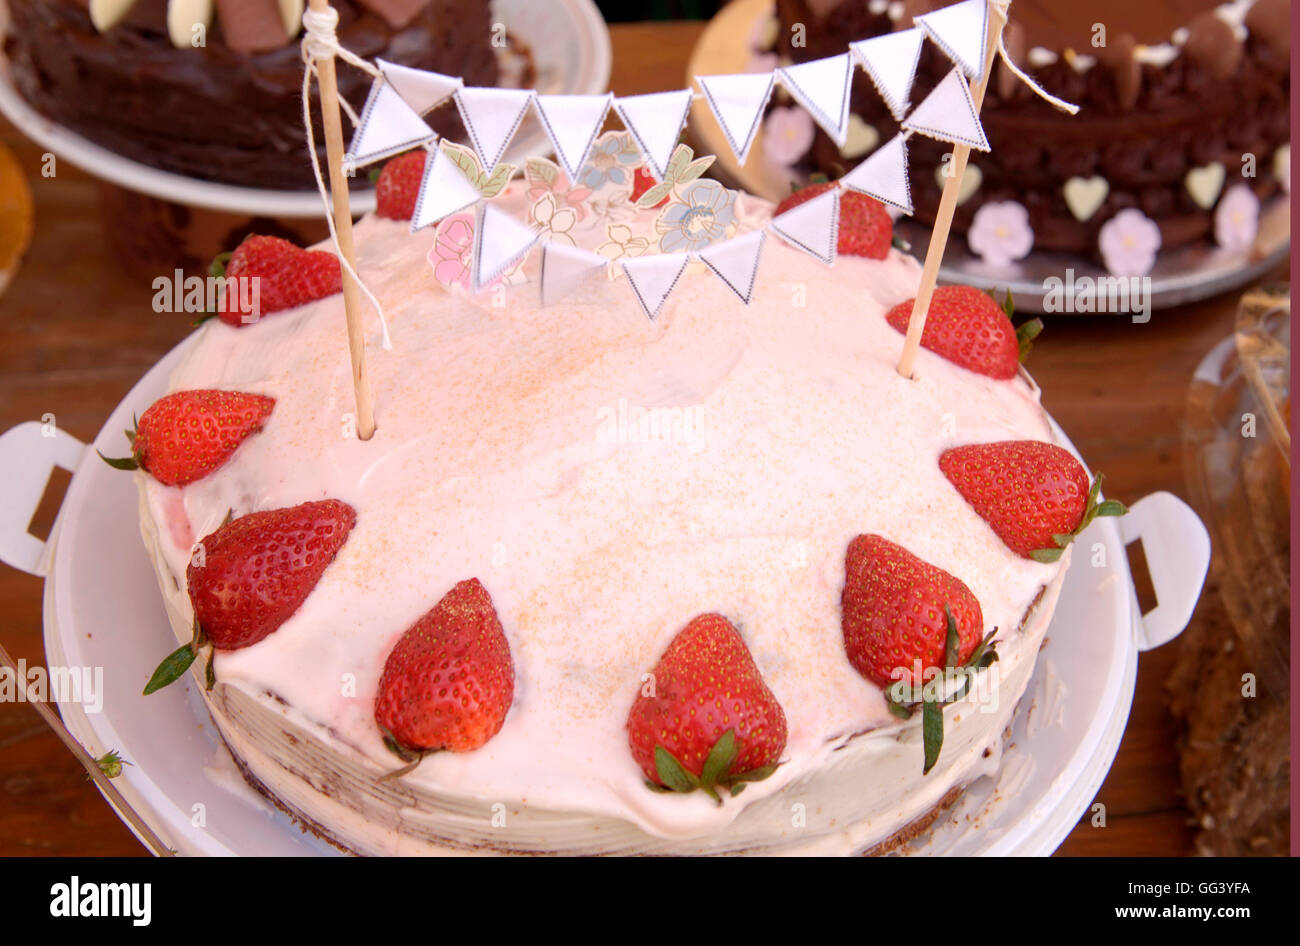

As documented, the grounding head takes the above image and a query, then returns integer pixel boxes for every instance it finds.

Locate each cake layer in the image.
[135,187,1071,854]
[3,0,499,188]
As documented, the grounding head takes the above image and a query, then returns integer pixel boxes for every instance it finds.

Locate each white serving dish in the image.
[0,329,1210,856]
[0,0,611,218]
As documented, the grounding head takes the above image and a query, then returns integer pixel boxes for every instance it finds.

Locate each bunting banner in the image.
[849,27,925,122]
[915,0,990,82]
[901,67,990,151]
[410,145,482,232]
[533,93,613,182]
[306,0,1078,328]
[775,53,854,147]
[696,73,775,167]
[346,78,436,169]
[612,90,695,181]
[376,58,461,115]
[454,87,536,173]
[841,133,913,214]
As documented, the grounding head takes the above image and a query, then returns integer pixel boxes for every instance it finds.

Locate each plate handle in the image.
[0,422,85,577]
[1119,491,1211,652]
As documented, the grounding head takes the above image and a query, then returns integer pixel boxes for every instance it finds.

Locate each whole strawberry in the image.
[374,578,515,758]
[627,613,786,802]
[375,150,427,220]
[939,440,1124,561]
[217,235,342,325]
[775,181,893,259]
[841,534,983,690]
[99,389,274,486]
[188,499,356,649]
[885,285,1019,379]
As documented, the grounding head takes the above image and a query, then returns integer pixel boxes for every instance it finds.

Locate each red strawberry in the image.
[374,578,515,756]
[885,285,1018,379]
[627,613,787,802]
[188,499,357,650]
[841,534,984,690]
[99,389,274,486]
[375,150,427,221]
[775,181,893,259]
[630,166,670,206]
[939,440,1124,561]
[217,235,342,326]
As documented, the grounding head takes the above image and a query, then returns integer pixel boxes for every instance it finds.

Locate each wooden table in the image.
[0,20,1277,856]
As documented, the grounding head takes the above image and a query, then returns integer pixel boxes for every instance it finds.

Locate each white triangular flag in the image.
[613,90,693,181]
[850,27,924,121]
[472,203,537,293]
[347,79,436,169]
[621,253,689,320]
[697,230,766,304]
[915,0,989,81]
[696,73,775,166]
[901,67,989,151]
[841,133,912,214]
[775,54,853,146]
[533,93,613,182]
[540,243,607,305]
[769,187,839,265]
[376,59,462,115]
[410,146,482,232]
[454,87,535,172]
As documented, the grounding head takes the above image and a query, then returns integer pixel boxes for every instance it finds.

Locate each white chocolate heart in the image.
[1062,175,1109,222]
[88,0,139,32]
[840,115,879,161]
[278,0,305,39]
[1185,162,1226,210]
[934,161,982,206]
[167,0,214,49]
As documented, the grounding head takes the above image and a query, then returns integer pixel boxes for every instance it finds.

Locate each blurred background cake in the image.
[3,0,501,188]
[763,0,1290,261]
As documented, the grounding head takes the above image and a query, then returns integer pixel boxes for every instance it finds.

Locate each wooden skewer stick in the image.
[0,642,174,856]
[306,0,376,440]
[897,1,1008,379]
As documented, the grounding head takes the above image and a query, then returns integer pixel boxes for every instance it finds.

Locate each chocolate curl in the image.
[217,0,293,53]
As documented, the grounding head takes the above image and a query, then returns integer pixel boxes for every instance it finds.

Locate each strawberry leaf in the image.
[653,745,699,794]
[891,233,911,252]
[208,250,233,280]
[726,763,779,788]
[93,749,131,779]
[1096,499,1127,517]
[142,644,196,695]
[921,698,943,775]
[1030,547,1065,563]
[204,650,216,691]
[700,729,738,790]
[1016,317,1043,363]
[97,449,139,472]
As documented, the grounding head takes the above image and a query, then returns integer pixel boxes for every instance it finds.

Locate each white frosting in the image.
[137,186,1069,854]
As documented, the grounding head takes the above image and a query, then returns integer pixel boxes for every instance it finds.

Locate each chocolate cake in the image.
[768,0,1290,259]
[3,0,500,188]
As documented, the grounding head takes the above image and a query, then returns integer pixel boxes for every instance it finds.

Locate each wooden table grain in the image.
[0,20,1276,857]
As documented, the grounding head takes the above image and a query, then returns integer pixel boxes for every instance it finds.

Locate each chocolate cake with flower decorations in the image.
[98,121,1128,854]
[758,0,1289,273]
[3,0,499,188]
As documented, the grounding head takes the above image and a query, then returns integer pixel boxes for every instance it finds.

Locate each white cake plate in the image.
[0,0,612,217]
[0,334,1209,856]
[686,0,1290,314]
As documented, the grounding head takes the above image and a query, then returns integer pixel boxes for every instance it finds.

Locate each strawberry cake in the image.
[113,139,1120,855]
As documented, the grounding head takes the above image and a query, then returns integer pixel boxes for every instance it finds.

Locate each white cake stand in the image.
[0,335,1209,856]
